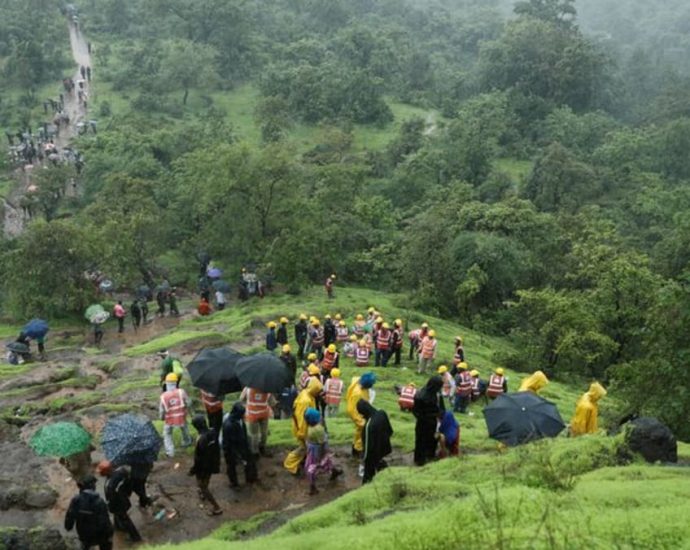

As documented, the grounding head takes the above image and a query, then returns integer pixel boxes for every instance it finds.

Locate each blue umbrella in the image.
[101,414,162,465]
[212,280,231,293]
[207,267,222,279]
[23,319,49,339]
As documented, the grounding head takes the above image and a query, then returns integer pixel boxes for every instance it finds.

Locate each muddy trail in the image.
[0,299,395,548]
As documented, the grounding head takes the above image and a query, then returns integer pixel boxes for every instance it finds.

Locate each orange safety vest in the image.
[376,328,391,350]
[200,390,223,413]
[420,337,437,359]
[455,371,472,397]
[355,347,370,366]
[441,372,454,397]
[161,389,187,426]
[487,374,505,398]
[471,378,481,397]
[245,388,271,422]
[398,385,416,410]
[322,350,338,371]
[324,378,344,405]
[354,322,365,337]
[336,327,349,342]
[392,328,403,349]
[311,327,324,347]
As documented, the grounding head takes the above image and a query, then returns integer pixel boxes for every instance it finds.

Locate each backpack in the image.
[172,359,184,376]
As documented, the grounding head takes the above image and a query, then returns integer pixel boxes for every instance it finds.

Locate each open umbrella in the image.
[99,279,114,292]
[137,285,151,299]
[212,280,231,293]
[235,353,293,394]
[6,341,30,353]
[30,422,92,458]
[23,319,49,339]
[483,392,565,446]
[186,347,245,395]
[156,281,171,293]
[207,267,222,279]
[101,414,162,465]
[85,304,105,321]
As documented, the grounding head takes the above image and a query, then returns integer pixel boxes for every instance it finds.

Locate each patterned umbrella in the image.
[85,304,105,321]
[30,422,92,458]
[101,414,162,465]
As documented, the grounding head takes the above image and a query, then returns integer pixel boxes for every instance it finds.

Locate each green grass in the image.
[125,331,232,357]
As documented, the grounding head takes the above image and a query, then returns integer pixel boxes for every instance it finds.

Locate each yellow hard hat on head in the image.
[327,344,336,353]
[280,317,289,324]
[335,313,342,320]
[325,314,332,320]
[312,318,320,326]
[356,314,364,320]
[299,313,307,320]
[437,365,448,374]
[349,334,357,341]
[308,353,317,361]
[359,339,367,347]
[338,320,346,326]
[471,370,479,377]
[331,368,341,378]
[282,344,291,353]
[308,364,320,375]
[268,321,277,328]
[165,373,178,383]
[496,367,504,375]
[428,330,436,338]
[395,319,402,326]
[368,307,375,313]
[382,322,390,329]
[458,362,468,370]
[330,274,336,279]
[421,322,429,329]
[455,336,463,343]
[375,316,384,324]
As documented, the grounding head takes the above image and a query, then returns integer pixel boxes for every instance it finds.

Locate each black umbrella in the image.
[212,280,231,293]
[483,391,565,446]
[6,341,30,353]
[186,347,244,395]
[235,353,293,394]
[101,414,162,465]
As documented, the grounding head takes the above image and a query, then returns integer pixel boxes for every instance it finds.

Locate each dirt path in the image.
[2,20,93,237]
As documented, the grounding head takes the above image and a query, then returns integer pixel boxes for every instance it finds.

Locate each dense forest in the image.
[1,0,690,438]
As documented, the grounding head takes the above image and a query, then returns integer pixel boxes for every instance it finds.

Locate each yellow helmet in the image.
[282,344,291,353]
[395,319,402,326]
[267,321,277,329]
[407,382,416,387]
[349,334,357,341]
[471,370,479,377]
[308,353,317,361]
[311,318,320,326]
[375,316,384,324]
[368,307,375,313]
[382,322,390,329]
[458,362,469,370]
[299,313,307,320]
[330,274,336,279]
[338,320,346,327]
[280,317,289,324]
[359,339,367,347]
[428,330,436,338]
[165,373,178,383]
[421,322,429,329]
[496,368,504,376]
[308,364,320,375]
[331,368,341,378]
[325,314,332,320]
[327,344,336,353]
[356,314,364,320]
[455,336,463,344]
[335,313,342,320]
[437,365,448,374]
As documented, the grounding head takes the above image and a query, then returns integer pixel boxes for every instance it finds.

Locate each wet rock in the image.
[23,487,58,509]
[0,526,68,550]
[0,485,57,511]
[626,417,678,464]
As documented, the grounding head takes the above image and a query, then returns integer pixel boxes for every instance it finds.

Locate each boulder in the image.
[0,527,68,550]
[626,417,677,464]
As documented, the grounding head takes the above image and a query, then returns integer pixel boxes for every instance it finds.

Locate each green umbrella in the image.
[85,304,105,322]
[30,422,92,458]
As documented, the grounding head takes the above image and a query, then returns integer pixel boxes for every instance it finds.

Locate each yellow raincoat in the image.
[570,382,607,436]
[283,377,323,473]
[346,377,370,452]
[519,370,549,394]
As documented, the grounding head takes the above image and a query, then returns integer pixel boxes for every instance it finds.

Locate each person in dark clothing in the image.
[128,461,153,507]
[357,399,394,484]
[277,318,289,346]
[222,402,257,488]
[156,291,166,316]
[130,300,142,331]
[86,66,91,81]
[294,316,308,360]
[64,475,113,550]
[140,300,149,324]
[169,289,180,316]
[279,345,298,383]
[412,376,445,466]
[98,461,141,542]
[323,316,336,348]
[190,415,222,515]
[80,65,86,79]
[93,323,104,346]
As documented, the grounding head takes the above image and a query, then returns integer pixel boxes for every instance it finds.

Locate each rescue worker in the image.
[355,339,370,367]
[470,370,486,404]
[300,362,320,389]
[309,318,325,359]
[375,322,392,367]
[344,334,358,357]
[519,370,549,394]
[486,368,508,399]
[277,317,289,346]
[353,314,366,338]
[408,322,429,360]
[222,402,257,487]
[159,373,192,457]
[345,372,376,458]
[98,461,141,543]
[371,316,383,350]
[397,382,417,411]
[336,320,349,344]
[323,368,344,416]
[240,386,276,457]
[357,399,393,484]
[438,365,456,400]
[200,389,224,437]
[280,344,298,383]
[321,344,340,376]
[325,274,335,299]
[570,382,607,436]
[324,314,336,347]
[391,319,404,366]
[452,336,465,366]
[453,363,472,413]
[417,329,437,374]
[284,377,323,474]
[266,321,278,352]
[294,314,308,359]
[190,415,222,515]
[413,375,444,466]
[366,307,377,325]
[64,475,113,550]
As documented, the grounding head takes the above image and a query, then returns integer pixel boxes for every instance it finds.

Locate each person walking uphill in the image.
[570,382,607,436]
[266,322,278,352]
[357,399,393,484]
[346,372,377,458]
[159,373,192,457]
[284,377,323,474]
[113,301,126,334]
[98,461,141,543]
[277,317,289,346]
[65,475,113,550]
[241,386,276,457]
[190,415,222,515]
[417,330,437,374]
[295,314,308,360]
[413,375,444,466]
[222,402,258,488]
